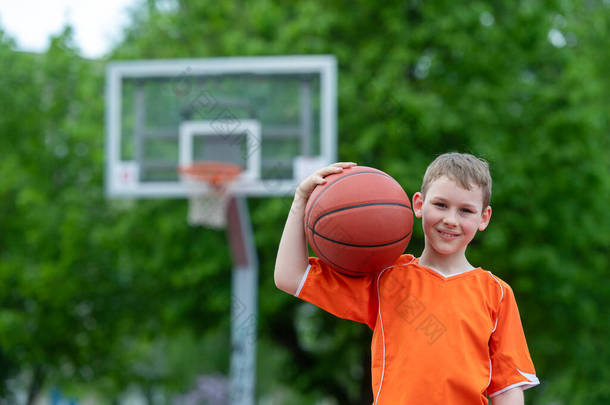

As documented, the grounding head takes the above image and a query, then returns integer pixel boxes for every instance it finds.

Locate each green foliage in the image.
[1,0,609,404]
[0,25,233,402]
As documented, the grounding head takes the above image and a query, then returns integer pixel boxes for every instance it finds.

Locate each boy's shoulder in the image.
[480,269,515,295]
[392,253,418,267]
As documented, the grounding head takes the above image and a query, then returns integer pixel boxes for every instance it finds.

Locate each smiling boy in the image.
[413,154,493,276]
[274,153,539,404]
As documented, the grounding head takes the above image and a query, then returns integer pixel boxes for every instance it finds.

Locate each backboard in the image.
[105,55,337,198]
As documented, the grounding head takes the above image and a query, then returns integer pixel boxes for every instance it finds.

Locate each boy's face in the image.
[412,176,492,257]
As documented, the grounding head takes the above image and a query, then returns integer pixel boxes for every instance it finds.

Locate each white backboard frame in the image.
[105,55,337,198]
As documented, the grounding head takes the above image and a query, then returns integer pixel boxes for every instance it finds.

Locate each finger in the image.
[296,174,325,199]
[314,175,327,184]
[317,162,356,177]
[331,161,357,168]
[304,174,328,190]
[316,166,343,177]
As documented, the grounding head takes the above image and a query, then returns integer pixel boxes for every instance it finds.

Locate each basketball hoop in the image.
[178,162,242,228]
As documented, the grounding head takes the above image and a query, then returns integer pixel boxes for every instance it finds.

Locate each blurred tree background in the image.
[0,0,608,404]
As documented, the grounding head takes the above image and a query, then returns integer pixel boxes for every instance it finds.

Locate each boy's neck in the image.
[418,247,476,276]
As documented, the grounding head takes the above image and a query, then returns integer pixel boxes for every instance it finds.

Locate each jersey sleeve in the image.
[295,257,378,329]
[488,281,540,397]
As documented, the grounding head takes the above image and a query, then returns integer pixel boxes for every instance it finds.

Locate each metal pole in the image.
[226,196,258,405]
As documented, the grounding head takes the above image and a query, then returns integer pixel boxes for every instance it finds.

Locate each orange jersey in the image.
[296,254,539,404]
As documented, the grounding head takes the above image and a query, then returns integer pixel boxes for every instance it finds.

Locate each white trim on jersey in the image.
[374,267,390,405]
[488,367,540,397]
[294,264,311,297]
[374,256,415,404]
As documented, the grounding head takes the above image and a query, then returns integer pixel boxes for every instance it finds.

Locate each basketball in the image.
[304,166,413,276]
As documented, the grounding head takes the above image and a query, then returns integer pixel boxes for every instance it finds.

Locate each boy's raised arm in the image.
[274,162,356,295]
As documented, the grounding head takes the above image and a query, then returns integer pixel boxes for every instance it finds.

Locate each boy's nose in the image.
[442,211,458,227]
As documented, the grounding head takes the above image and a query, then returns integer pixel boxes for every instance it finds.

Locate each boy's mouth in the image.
[437,229,460,239]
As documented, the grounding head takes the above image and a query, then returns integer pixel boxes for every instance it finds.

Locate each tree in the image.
[1,24,235,404]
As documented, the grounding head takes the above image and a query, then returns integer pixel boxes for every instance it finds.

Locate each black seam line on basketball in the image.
[317,250,355,274]
[314,202,412,225]
[313,232,371,275]
[310,201,412,244]
[312,230,412,248]
[306,170,392,228]
[311,220,352,273]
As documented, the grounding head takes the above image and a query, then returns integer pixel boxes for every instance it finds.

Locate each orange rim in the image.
[178,161,243,188]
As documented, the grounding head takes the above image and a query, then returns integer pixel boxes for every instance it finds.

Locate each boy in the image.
[274,153,539,405]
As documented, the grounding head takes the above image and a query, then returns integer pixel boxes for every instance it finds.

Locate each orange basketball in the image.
[304,166,413,276]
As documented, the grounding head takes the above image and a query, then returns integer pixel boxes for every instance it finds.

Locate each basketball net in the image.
[178,162,242,228]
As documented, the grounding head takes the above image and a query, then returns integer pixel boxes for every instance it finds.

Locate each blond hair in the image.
[421,152,492,208]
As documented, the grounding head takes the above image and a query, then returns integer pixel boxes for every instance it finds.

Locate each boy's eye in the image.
[433,202,446,208]
[460,208,475,214]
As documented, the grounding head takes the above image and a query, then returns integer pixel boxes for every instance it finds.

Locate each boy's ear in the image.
[478,206,492,231]
[412,192,424,218]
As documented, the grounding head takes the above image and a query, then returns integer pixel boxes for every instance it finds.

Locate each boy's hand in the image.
[295,162,357,202]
